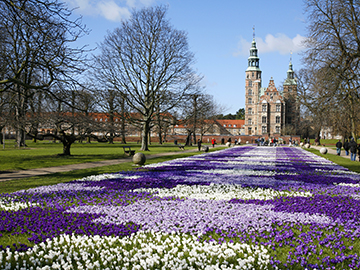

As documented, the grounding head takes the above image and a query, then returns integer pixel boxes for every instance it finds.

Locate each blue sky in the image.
[66,0,308,114]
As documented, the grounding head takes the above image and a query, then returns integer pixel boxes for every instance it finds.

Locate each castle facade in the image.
[244,37,299,137]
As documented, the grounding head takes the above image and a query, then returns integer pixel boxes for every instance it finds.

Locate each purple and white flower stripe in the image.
[1,145,360,269]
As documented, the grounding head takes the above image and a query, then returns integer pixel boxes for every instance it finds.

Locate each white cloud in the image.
[98,1,132,21]
[65,0,155,21]
[234,33,307,57]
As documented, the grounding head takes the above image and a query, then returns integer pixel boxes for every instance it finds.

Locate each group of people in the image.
[336,138,360,161]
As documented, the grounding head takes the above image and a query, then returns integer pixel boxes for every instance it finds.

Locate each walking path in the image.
[0,148,200,182]
[311,145,353,160]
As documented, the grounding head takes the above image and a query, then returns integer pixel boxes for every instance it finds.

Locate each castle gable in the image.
[259,79,284,103]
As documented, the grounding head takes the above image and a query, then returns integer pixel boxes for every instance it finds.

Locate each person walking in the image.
[197,139,202,151]
[211,138,216,148]
[336,140,343,156]
[344,139,350,156]
[349,138,357,161]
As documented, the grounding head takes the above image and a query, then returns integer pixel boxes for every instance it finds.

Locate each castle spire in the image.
[284,51,296,84]
[246,27,261,72]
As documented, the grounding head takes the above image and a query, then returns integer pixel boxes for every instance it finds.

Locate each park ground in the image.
[1,139,360,269]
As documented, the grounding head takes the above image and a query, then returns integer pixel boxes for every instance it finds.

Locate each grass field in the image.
[0,140,225,194]
[0,140,201,171]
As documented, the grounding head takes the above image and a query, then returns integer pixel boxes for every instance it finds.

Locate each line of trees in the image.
[0,3,220,154]
[215,108,245,120]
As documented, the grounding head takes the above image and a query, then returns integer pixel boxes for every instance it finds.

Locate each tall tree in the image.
[93,5,200,151]
[302,0,360,139]
[0,0,88,146]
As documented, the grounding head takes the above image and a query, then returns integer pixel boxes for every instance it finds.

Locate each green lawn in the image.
[0,140,199,171]
[0,141,224,194]
[306,147,360,173]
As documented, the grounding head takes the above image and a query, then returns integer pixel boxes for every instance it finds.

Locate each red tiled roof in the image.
[216,119,245,128]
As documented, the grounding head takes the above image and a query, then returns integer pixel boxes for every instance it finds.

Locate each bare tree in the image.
[92,88,129,144]
[0,0,89,146]
[179,93,219,146]
[303,0,360,139]
[93,5,200,151]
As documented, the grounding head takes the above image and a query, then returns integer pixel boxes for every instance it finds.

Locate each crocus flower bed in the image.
[1,146,360,269]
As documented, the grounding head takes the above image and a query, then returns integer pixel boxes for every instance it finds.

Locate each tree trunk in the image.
[185,131,192,146]
[158,129,163,144]
[348,95,357,140]
[62,141,72,156]
[120,98,127,144]
[140,120,150,151]
[16,129,25,148]
[192,130,197,147]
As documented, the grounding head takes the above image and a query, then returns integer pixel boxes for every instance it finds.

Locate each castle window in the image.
[262,126,267,134]
[248,98,252,104]
[248,118,252,125]
[276,105,281,112]
[275,126,280,133]
[262,116,267,123]
[276,116,281,124]
[248,89,252,95]
[248,108,252,115]
[252,72,254,77]
[262,104,267,112]
[248,81,252,87]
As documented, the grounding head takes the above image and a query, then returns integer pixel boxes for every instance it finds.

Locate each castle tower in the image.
[244,31,262,135]
[283,56,299,132]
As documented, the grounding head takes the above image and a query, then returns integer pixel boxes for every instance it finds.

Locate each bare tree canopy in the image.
[93,5,200,150]
[301,0,360,139]
[0,0,88,92]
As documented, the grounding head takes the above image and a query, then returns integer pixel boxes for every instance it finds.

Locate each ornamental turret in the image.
[246,38,261,72]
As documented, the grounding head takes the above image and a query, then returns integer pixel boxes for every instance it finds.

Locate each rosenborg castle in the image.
[244,36,299,137]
